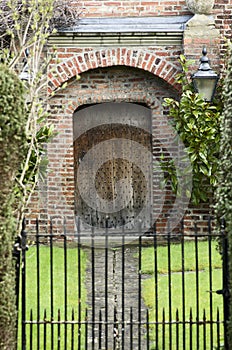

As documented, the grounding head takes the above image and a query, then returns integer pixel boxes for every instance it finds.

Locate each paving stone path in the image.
[83,241,148,349]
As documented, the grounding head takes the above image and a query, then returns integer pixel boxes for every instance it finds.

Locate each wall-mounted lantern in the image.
[192,47,219,102]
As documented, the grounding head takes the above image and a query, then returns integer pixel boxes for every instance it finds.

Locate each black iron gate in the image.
[16,219,229,350]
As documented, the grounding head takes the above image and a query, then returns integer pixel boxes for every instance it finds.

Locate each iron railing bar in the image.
[167,223,172,350]
[105,220,109,348]
[43,309,47,350]
[121,224,125,350]
[221,219,229,350]
[14,233,21,346]
[146,309,150,350]
[49,220,54,350]
[57,309,61,350]
[162,308,165,350]
[85,308,88,350]
[24,318,223,325]
[91,222,95,350]
[130,307,133,350]
[153,224,159,350]
[71,308,74,350]
[27,232,222,238]
[63,219,68,350]
[77,218,82,350]
[181,219,186,350]
[216,307,220,350]
[203,309,206,350]
[99,310,102,350]
[194,222,200,350]
[176,309,179,350]
[30,309,33,350]
[21,218,27,350]
[138,232,142,350]
[36,219,40,350]
[208,217,214,350]
[189,308,193,350]
[114,306,119,349]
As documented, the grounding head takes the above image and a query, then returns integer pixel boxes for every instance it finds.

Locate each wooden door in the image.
[73,102,152,230]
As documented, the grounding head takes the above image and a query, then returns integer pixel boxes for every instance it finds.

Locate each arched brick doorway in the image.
[73,102,153,230]
[37,66,181,234]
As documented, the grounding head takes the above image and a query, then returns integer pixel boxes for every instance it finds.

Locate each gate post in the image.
[222,220,230,350]
[21,219,27,350]
[13,234,22,349]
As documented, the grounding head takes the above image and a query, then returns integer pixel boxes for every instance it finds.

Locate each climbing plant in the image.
[162,55,222,205]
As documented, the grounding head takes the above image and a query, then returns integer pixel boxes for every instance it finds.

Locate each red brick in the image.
[29,0,228,233]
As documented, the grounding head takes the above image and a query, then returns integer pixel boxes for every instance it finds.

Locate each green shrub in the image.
[163,55,222,205]
[215,43,232,347]
[0,63,27,350]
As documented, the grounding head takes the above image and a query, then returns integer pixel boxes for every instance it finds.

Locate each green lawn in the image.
[141,240,224,349]
[17,240,224,349]
[17,244,87,350]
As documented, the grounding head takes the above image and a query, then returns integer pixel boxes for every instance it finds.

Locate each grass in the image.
[17,244,87,350]
[17,239,224,349]
[141,240,224,349]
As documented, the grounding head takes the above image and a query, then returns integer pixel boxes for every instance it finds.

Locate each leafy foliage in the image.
[215,43,232,346]
[14,116,55,204]
[0,2,78,346]
[0,64,27,350]
[0,0,79,228]
[162,55,222,205]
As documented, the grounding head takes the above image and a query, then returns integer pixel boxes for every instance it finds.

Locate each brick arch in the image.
[48,48,181,94]
[64,90,159,115]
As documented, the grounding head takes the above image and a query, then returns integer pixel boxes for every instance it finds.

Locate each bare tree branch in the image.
[0,0,82,48]
[0,0,82,231]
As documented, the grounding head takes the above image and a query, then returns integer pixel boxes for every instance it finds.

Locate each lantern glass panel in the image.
[193,77,217,102]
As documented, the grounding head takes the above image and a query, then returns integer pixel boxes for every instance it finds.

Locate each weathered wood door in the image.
[73,102,152,230]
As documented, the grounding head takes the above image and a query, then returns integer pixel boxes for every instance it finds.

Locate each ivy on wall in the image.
[215,43,232,346]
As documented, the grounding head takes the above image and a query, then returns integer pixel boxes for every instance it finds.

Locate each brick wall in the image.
[26,0,231,234]
[214,0,232,69]
[42,65,183,233]
[183,0,232,72]
[76,0,231,69]
[79,0,190,17]
[48,47,182,94]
